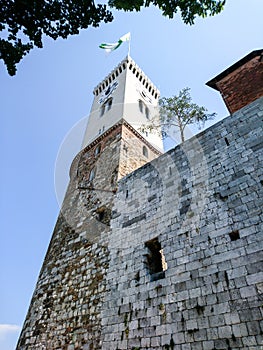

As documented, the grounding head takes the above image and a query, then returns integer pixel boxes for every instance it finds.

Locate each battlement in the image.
[93,55,160,100]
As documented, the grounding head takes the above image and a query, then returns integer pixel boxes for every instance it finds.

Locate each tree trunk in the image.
[178,119,185,142]
[180,127,185,142]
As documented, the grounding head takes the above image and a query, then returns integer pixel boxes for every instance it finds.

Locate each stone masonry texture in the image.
[17,121,160,350]
[17,98,263,349]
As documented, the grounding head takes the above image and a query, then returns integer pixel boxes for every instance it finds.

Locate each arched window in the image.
[89,167,95,181]
[143,146,148,158]
[100,104,105,117]
[107,98,113,111]
[145,106,150,120]
[138,99,143,113]
[100,98,113,116]
[139,99,150,119]
[95,144,101,156]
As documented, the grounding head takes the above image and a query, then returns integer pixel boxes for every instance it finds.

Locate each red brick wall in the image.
[216,56,263,113]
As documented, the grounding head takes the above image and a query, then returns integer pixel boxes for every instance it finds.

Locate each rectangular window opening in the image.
[145,237,167,281]
[229,230,240,241]
[224,137,230,146]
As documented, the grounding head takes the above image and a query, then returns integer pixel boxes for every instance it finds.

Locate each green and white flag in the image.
[99,32,130,53]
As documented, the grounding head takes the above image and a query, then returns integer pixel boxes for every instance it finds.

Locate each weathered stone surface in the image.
[17,121,160,350]
[17,98,263,349]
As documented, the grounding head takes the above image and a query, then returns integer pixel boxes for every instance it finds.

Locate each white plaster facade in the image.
[82,56,163,151]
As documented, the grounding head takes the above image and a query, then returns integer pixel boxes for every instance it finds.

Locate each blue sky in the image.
[1,1,262,349]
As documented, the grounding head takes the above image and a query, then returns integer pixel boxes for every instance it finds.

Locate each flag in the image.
[99,32,130,53]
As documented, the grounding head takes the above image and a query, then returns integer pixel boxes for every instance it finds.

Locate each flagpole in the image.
[128,33,131,56]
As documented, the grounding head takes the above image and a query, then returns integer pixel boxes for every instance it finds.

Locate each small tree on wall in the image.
[141,87,216,143]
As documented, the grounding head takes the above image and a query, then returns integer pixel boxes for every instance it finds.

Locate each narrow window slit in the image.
[224,137,230,146]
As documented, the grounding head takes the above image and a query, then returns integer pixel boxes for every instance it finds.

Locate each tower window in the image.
[100,98,113,116]
[100,104,105,117]
[145,106,150,120]
[138,99,150,119]
[143,146,148,158]
[107,98,113,111]
[119,67,122,73]
[139,99,143,113]
[89,167,95,182]
[145,237,167,281]
[95,144,101,156]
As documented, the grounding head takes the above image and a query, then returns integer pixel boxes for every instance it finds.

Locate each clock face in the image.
[136,85,152,104]
[99,81,118,104]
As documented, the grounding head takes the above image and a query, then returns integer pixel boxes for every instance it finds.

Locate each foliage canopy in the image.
[141,87,216,143]
[0,0,225,76]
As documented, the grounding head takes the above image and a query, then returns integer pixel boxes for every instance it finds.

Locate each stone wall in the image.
[17,121,160,350]
[102,97,263,349]
[17,98,263,349]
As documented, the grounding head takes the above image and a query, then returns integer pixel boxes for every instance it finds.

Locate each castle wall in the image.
[17,122,161,350]
[17,98,263,350]
[16,130,121,349]
[102,97,263,349]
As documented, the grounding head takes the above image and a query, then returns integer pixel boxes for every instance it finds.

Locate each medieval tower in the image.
[17,51,263,350]
[17,56,163,349]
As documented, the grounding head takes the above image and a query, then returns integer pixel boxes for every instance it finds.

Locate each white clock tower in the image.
[82,55,163,152]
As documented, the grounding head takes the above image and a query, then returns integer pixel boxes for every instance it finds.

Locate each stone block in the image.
[240,285,257,298]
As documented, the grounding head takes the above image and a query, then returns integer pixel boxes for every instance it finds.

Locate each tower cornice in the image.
[93,56,160,99]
